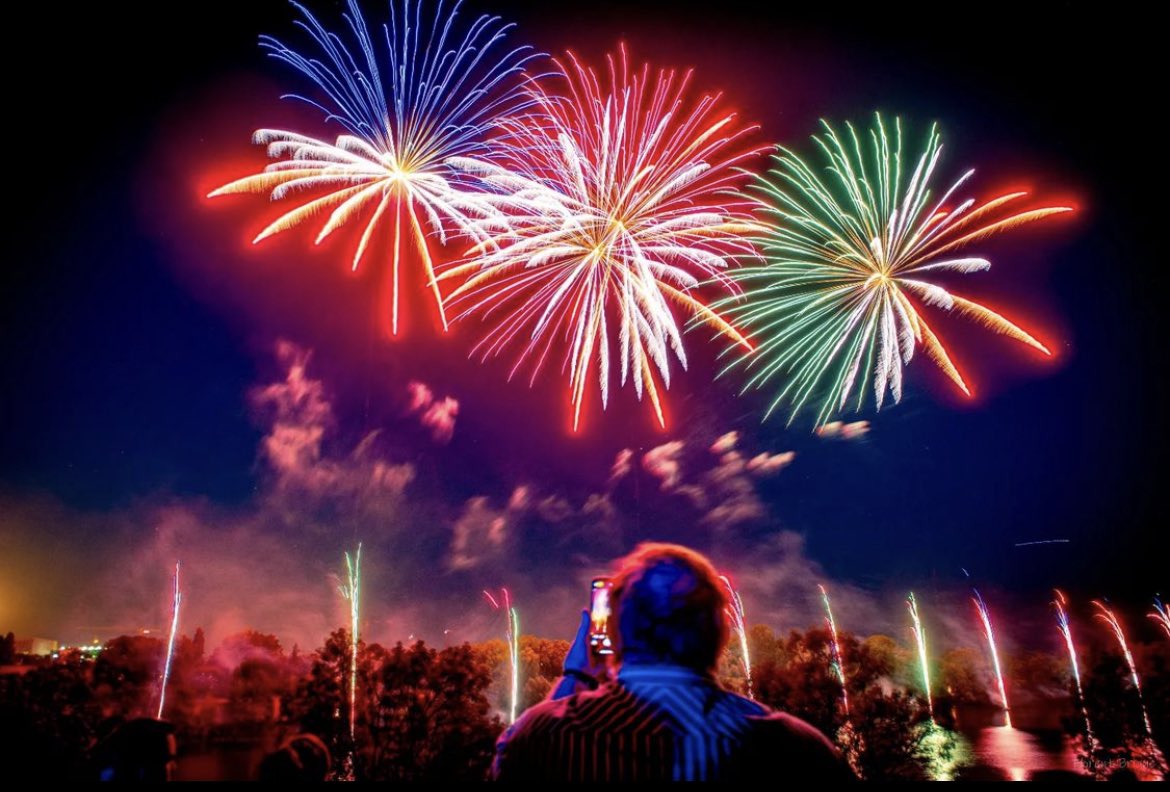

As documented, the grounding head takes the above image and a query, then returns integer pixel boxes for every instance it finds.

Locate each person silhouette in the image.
[493,543,853,782]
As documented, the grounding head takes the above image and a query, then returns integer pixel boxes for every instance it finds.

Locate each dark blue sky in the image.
[0,1,1162,647]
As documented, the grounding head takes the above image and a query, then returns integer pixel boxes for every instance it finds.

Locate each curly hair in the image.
[609,543,730,673]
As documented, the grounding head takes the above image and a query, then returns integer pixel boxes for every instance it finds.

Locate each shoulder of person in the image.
[744,710,854,778]
[510,681,621,735]
[753,710,838,748]
[720,709,855,782]
[714,685,771,716]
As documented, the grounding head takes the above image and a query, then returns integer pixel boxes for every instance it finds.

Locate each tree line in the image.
[1,624,1165,780]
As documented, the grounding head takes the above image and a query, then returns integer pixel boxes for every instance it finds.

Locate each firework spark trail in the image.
[716,113,1070,426]
[508,606,520,723]
[209,0,541,334]
[1151,597,1170,640]
[819,584,849,716]
[443,45,760,430]
[972,589,1011,729]
[157,562,181,720]
[720,576,753,699]
[1053,590,1094,746]
[907,592,933,722]
[339,544,362,743]
[484,589,521,723]
[1094,600,1153,736]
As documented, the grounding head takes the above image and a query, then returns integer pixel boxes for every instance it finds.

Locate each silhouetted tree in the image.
[364,641,501,781]
[1139,641,1170,763]
[939,647,988,704]
[748,624,783,667]
[748,627,893,739]
[470,638,510,716]
[164,631,213,729]
[754,627,937,780]
[286,628,374,763]
[212,630,282,666]
[862,634,914,686]
[230,656,295,722]
[517,630,570,711]
[522,674,555,708]
[93,635,164,717]
[520,637,569,681]
[1069,648,1167,779]
[0,656,105,780]
[717,624,783,697]
[289,633,502,780]
[191,627,205,662]
[1009,649,1068,704]
[0,631,15,665]
[842,689,934,780]
[754,627,851,737]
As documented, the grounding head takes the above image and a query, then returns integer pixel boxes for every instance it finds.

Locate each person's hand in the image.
[562,609,603,677]
[548,610,608,699]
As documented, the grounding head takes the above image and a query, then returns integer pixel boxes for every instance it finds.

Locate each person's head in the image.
[94,718,177,782]
[609,543,729,673]
[258,734,331,782]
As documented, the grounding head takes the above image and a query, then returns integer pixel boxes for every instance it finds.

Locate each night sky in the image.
[1,2,1162,654]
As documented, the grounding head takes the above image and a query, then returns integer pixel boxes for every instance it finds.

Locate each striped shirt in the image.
[493,665,852,782]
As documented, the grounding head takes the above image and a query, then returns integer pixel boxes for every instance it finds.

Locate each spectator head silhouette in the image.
[491,542,853,782]
[94,718,177,782]
[258,733,331,782]
[609,542,731,673]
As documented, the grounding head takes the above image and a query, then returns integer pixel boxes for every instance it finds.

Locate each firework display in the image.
[15,0,1170,782]
[721,576,754,699]
[907,592,933,722]
[156,562,182,720]
[1151,597,1170,640]
[202,1,1078,432]
[972,590,1011,728]
[441,46,758,429]
[1094,600,1153,737]
[209,0,538,334]
[1053,590,1094,746]
[716,115,1070,425]
[484,588,521,724]
[339,544,362,743]
[819,584,849,716]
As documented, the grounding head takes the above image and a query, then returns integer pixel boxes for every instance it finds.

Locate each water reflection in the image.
[975,726,1075,781]
[175,746,265,781]
[957,705,1082,781]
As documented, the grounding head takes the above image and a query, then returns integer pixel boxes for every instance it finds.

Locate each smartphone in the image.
[590,578,614,655]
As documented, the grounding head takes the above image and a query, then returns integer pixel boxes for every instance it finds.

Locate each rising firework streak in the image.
[1094,600,1153,736]
[721,576,754,699]
[339,544,362,743]
[972,589,1011,728]
[1150,597,1170,640]
[907,592,933,723]
[485,589,521,724]
[1053,590,1094,746]
[157,562,181,720]
[819,584,849,716]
